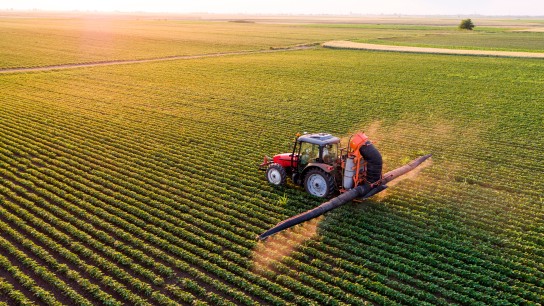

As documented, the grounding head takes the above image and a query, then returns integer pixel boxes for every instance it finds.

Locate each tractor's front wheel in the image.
[304,168,335,198]
[266,163,287,186]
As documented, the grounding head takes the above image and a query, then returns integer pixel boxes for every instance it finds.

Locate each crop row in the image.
[0,95,402,304]
[0,162,258,305]
[3,92,540,262]
[0,251,61,306]
[0,276,34,306]
[3,94,540,274]
[0,97,285,232]
[0,187,177,305]
[2,51,544,306]
[0,149,300,304]
[363,196,544,280]
[2,94,540,304]
[8,81,540,232]
[0,230,94,306]
[0,126,520,306]
[0,100,464,302]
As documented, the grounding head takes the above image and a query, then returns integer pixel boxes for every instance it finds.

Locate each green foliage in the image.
[277,193,289,206]
[0,16,542,306]
[459,18,475,30]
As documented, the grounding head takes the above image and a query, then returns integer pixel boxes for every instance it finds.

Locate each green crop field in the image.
[0,14,543,306]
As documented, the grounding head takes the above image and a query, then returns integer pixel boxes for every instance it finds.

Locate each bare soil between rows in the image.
[323,41,544,58]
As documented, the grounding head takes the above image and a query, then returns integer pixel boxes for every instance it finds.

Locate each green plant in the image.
[277,193,289,206]
[459,18,475,30]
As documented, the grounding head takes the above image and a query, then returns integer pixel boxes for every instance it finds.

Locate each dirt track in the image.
[3,41,542,75]
[0,45,314,74]
[323,41,544,59]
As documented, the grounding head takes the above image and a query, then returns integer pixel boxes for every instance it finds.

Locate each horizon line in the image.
[1,9,544,18]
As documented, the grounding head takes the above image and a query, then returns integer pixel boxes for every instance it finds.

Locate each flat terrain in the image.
[323,41,544,58]
[0,46,313,73]
[0,13,543,305]
[1,12,544,68]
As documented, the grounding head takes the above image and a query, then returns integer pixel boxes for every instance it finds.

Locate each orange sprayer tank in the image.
[349,133,369,152]
[343,132,369,190]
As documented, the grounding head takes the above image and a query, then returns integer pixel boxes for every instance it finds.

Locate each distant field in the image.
[1,14,543,68]
[323,41,544,58]
[0,17,391,69]
[359,30,544,52]
[1,14,543,306]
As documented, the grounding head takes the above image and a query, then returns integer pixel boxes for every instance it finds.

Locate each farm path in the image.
[323,41,544,58]
[0,45,314,74]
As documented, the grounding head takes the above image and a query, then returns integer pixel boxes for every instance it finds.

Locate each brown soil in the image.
[323,41,544,58]
[252,216,322,273]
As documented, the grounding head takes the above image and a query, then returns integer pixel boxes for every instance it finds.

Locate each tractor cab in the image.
[296,133,340,167]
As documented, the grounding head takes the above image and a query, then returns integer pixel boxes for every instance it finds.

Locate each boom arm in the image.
[257,154,432,240]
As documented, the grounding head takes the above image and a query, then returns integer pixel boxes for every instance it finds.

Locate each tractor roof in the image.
[298,133,340,146]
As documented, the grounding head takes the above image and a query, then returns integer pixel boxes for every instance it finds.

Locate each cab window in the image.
[322,144,337,164]
[299,142,318,166]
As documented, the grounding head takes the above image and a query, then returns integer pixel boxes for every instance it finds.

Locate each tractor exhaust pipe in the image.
[257,154,432,240]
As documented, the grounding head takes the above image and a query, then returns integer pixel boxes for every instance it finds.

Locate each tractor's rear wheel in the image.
[304,168,335,198]
[266,163,287,186]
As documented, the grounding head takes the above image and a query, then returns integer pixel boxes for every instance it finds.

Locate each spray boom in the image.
[257,154,432,241]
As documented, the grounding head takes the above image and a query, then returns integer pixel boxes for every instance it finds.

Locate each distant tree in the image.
[459,18,475,30]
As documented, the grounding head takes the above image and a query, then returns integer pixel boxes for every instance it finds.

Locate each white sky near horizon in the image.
[2,0,543,16]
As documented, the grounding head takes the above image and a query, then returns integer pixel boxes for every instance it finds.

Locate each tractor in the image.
[257,132,432,240]
[259,132,383,198]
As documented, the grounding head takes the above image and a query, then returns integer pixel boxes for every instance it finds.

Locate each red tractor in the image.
[257,132,431,240]
[259,132,383,198]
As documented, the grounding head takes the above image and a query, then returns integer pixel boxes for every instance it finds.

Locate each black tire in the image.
[266,163,287,186]
[303,168,335,198]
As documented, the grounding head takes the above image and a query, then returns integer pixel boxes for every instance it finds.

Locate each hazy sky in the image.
[3,0,543,16]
